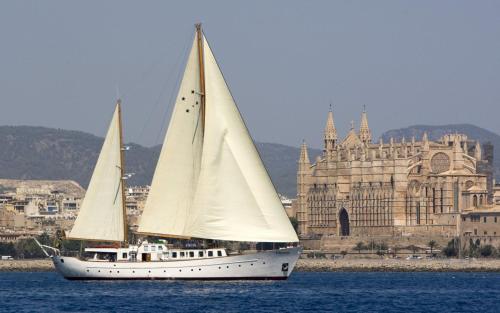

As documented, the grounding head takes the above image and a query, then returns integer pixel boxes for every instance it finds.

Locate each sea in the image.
[0,272,499,313]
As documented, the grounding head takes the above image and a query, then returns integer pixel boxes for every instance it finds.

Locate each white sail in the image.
[186,37,298,242]
[68,103,125,242]
[138,32,298,243]
[137,35,203,237]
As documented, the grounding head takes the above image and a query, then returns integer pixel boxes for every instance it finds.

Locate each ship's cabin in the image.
[83,241,227,262]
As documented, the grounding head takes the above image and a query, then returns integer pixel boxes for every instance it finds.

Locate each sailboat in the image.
[46,24,301,280]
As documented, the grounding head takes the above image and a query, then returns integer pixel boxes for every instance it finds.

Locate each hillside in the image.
[2,124,495,199]
[0,126,321,197]
[380,124,500,179]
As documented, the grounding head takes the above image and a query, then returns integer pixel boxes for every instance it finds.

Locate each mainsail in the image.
[138,27,298,243]
[68,102,126,242]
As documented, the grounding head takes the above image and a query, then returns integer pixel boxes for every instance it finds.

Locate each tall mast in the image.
[117,99,128,245]
[195,23,206,131]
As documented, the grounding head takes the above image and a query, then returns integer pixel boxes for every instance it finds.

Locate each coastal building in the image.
[460,207,500,248]
[297,109,495,239]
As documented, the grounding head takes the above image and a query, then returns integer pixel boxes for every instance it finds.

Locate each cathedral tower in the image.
[324,108,337,152]
[359,107,372,144]
[297,141,311,235]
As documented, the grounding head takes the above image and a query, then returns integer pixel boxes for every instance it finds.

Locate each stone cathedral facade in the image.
[296,110,491,238]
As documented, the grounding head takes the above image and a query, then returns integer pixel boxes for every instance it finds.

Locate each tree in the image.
[0,242,16,257]
[442,239,458,257]
[480,245,494,257]
[407,245,418,255]
[354,241,365,254]
[466,238,480,258]
[428,240,437,254]
[378,242,388,251]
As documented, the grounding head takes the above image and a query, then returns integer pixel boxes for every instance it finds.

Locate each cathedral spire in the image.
[324,106,337,151]
[359,106,372,144]
[422,132,430,151]
[299,140,311,165]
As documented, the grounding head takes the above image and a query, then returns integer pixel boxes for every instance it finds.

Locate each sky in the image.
[1,1,499,149]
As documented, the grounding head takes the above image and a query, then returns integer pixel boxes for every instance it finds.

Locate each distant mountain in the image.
[6,124,494,199]
[0,126,321,198]
[256,142,321,197]
[380,124,500,179]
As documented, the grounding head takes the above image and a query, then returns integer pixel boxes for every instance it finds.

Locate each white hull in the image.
[53,247,302,280]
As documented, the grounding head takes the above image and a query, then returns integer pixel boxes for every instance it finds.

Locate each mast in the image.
[117,99,128,245]
[195,23,206,131]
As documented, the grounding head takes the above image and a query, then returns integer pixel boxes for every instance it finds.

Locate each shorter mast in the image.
[117,99,128,245]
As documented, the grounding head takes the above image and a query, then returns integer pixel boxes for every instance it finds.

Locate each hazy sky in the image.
[1,1,499,148]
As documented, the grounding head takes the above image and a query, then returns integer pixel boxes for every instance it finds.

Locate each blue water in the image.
[0,272,499,312]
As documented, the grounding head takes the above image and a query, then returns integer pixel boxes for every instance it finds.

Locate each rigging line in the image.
[154,29,193,146]
[130,28,193,145]
[135,59,180,145]
[121,44,177,102]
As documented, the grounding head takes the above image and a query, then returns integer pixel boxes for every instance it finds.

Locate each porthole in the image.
[191,269,193,271]
[98,270,100,272]
[218,266,221,269]
[186,109,190,113]
[182,97,185,100]
[198,268,201,271]
[191,90,194,94]
[148,270,151,273]
[263,262,266,264]
[179,269,182,272]
[250,264,253,266]
[86,269,89,272]
[164,270,166,273]
[117,271,120,273]
[110,271,112,273]
[133,271,135,273]
[226,266,229,269]
[113,264,116,267]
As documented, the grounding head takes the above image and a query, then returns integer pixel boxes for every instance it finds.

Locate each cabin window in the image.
[199,251,204,257]
[158,246,163,251]
[144,246,149,252]
[217,250,222,257]
[122,253,127,259]
[151,246,156,252]
[172,252,177,258]
[208,251,213,257]
[164,252,169,258]
[180,252,185,257]
[189,251,194,258]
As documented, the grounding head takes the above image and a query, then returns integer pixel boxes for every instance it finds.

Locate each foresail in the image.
[187,36,298,242]
[68,104,124,242]
[137,35,203,236]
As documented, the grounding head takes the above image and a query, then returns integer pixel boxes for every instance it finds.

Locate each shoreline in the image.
[295,258,500,272]
[2,258,500,273]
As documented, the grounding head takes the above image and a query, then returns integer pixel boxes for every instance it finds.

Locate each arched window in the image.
[473,195,478,207]
[440,188,444,213]
[416,202,421,225]
[479,195,484,206]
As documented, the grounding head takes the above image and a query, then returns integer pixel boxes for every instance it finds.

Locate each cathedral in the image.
[296,109,492,238]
